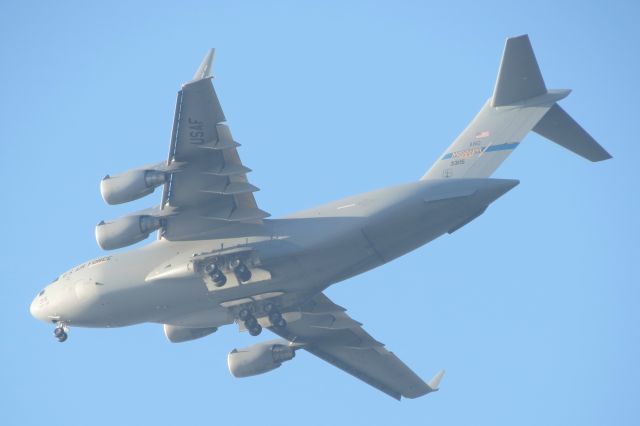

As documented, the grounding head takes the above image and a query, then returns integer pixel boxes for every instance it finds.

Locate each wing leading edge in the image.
[272,293,444,400]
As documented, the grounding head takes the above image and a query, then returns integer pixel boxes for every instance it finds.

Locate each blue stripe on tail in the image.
[441,142,519,161]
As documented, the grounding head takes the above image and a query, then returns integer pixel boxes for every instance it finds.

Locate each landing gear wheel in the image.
[206,264,227,287]
[244,316,258,329]
[234,264,252,282]
[212,271,227,287]
[238,308,251,321]
[54,326,68,342]
[264,302,276,314]
[268,311,282,324]
[273,318,287,329]
[249,324,262,336]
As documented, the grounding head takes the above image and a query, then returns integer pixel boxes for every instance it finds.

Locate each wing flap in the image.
[199,206,269,222]
[199,181,259,196]
[203,164,252,177]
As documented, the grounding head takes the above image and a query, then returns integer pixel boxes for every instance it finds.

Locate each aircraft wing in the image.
[160,49,268,240]
[272,293,444,400]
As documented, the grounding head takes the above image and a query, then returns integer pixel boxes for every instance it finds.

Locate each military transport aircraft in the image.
[30,35,610,400]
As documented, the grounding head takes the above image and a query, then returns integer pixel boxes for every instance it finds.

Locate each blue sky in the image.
[2,1,638,425]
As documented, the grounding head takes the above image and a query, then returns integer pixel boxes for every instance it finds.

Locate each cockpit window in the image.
[38,290,46,296]
[50,277,58,284]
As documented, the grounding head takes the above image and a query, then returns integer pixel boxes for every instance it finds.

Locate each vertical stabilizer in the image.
[421,34,611,181]
[491,35,546,106]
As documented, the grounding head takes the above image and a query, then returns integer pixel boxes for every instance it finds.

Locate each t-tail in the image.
[422,34,611,181]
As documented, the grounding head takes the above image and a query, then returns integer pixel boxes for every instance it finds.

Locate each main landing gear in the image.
[53,323,69,343]
[264,302,287,329]
[204,263,227,287]
[239,308,262,336]
[238,303,287,337]
[203,258,252,288]
[231,259,252,283]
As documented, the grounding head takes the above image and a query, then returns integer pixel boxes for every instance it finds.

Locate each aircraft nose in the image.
[30,289,56,323]
[30,295,47,322]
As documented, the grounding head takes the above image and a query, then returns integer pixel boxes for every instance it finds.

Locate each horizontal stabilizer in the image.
[533,103,611,161]
[492,35,547,107]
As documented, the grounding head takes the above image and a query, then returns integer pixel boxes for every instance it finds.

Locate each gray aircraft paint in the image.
[30,35,610,400]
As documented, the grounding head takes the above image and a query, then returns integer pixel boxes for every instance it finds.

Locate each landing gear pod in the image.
[163,325,218,343]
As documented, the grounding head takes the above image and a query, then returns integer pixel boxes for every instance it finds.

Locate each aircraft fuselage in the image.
[30,178,517,330]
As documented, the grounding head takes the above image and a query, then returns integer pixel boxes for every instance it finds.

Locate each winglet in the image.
[193,48,215,80]
[428,369,445,392]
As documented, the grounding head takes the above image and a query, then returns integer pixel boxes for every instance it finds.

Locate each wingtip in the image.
[193,48,216,80]
[428,369,445,391]
[593,146,613,161]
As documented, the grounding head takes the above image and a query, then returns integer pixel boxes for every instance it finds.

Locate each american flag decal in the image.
[475,130,490,139]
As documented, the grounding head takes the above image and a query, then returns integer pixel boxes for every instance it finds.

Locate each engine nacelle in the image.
[163,324,218,343]
[95,215,164,250]
[100,169,167,205]
[227,340,295,378]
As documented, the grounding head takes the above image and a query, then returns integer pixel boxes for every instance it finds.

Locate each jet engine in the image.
[227,340,296,378]
[100,168,167,205]
[95,214,164,250]
[164,325,218,343]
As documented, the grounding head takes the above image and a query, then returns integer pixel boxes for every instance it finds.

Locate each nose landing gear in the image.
[53,323,69,343]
